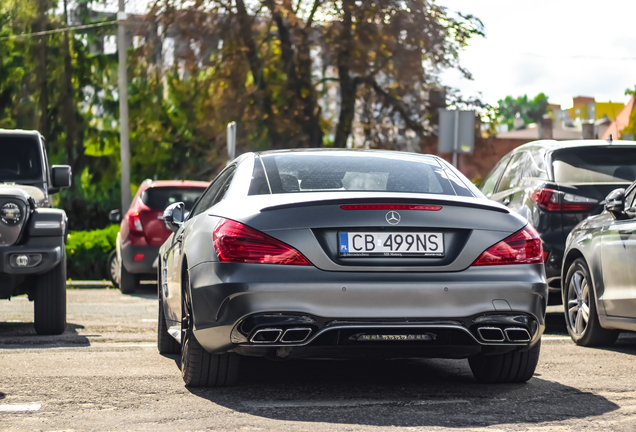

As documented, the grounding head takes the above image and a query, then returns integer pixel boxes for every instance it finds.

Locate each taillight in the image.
[472,225,543,266]
[129,211,143,233]
[530,188,561,211]
[530,188,598,212]
[213,219,312,266]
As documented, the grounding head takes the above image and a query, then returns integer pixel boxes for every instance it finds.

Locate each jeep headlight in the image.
[1,203,22,225]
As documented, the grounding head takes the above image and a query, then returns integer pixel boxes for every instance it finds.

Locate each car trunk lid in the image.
[211,193,526,272]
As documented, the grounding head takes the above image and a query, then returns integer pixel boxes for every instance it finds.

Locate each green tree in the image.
[497,93,549,131]
[1,0,486,230]
[150,0,485,148]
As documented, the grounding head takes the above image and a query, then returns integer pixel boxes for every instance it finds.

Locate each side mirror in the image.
[163,202,185,233]
[605,188,626,214]
[51,165,72,189]
[109,209,122,224]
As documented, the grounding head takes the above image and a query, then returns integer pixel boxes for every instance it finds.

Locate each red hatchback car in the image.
[110,180,209,293]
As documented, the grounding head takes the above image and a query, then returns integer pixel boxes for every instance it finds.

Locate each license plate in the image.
[338,232,444,257]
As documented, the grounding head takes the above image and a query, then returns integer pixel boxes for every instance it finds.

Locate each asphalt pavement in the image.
[2,287,636,431]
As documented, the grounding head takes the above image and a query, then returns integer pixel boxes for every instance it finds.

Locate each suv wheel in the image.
[564,258,619,346]
[107,250,120,288]
[34,253,67,335]
[469,340,541,383]
[180,268,239,387]
[119,254,138,294]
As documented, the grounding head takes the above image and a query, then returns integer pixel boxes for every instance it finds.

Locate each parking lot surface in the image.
[2,287,636,431]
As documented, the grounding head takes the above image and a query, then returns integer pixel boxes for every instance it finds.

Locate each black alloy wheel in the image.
[180,266,239,387]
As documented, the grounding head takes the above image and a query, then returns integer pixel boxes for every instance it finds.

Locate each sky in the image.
[438,0,636,109]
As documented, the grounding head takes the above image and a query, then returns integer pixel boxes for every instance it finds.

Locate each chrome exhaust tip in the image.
[280,327,312,343]
[250,328,283,343]
[477,327,505,342]
[504,327,531,342]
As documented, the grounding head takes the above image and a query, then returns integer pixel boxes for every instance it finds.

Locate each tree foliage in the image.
[0,0,485,229]
[497,93,549,131]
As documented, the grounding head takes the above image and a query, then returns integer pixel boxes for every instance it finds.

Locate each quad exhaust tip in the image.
[477,326,531,343]
[249,327,313,344]
[250,328,283,343]
[280,327,312,343]
[477,327,505,342]
[504,327,531,342]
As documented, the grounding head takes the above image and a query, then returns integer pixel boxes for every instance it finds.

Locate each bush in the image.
[66,225,119,280]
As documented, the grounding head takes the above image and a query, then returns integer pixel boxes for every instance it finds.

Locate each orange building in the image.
[601,95,636,140]
[568,96,624,122]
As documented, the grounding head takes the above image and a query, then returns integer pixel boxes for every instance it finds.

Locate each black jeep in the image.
[0,130,72,335]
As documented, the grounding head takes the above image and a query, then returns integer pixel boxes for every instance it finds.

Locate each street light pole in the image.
[117,0,131,213]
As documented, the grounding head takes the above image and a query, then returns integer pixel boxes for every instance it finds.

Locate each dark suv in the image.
[481,139,636,298]
[0,129,72,335]
[110,180,208,293]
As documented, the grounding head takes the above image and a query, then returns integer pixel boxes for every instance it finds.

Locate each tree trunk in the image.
[34,0,49,139]
[334,0,356,148]
[296,25,323,147]
[235,0,281,147]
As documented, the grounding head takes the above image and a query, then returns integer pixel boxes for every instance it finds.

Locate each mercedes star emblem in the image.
[385,211,401,225]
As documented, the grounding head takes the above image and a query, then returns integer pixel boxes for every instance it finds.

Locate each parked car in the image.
[0,129,72,335]
[158,149,547,387]
[481,139,636,301]
[562,182,636,346]
[110,180,209,293]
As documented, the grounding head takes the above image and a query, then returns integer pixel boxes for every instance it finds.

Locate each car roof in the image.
[0,129,41,138]
[141,180,210,189]
[513,139,636,153]
[253,148,436,158]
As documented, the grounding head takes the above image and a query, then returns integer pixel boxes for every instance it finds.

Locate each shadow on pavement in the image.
[187,356,619,428]
[0,322,89,348]
[124,282,158,300]
[545,311,568,335]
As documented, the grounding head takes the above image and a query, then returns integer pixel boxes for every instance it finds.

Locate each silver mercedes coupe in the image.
[157,149,548,387]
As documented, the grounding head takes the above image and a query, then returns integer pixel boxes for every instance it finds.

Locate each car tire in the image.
[180,270,239,387]
[34,254,67,335]
[119,256,138,294]
[158,291,180,354]
[468,340,541,383]
[107,250,120,288]
[563,258,619,347]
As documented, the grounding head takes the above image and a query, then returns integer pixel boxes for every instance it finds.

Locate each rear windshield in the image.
[141,187,206,211]
[552,147,636,183]
[0,136,43,182]
[248,152,461,196]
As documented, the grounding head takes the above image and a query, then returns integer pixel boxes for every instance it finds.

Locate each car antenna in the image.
[606,134,613,145]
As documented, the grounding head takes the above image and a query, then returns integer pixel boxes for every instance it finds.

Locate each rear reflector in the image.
[133,254,145,262]
[213,219,312,266]
[340,204,442,211]
[472,225,543,266]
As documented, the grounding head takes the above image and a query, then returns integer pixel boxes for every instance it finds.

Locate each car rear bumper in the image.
[184,262,548,357]
[121,244,159,275]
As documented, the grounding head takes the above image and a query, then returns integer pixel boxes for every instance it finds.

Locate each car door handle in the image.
[176,232,184,242]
